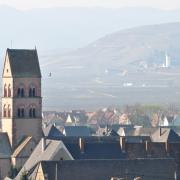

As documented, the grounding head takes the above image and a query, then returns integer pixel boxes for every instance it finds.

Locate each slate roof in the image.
[43,124,64,138]
[6,48,41,77]
[31,158,176,180]
[151,128,180,142]
[111,124,134,132]
[0,132,11,158]
[50,136,126,159]
[63,126,91,136]
[125,136,151,143]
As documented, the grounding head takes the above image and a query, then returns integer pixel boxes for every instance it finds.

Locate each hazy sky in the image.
[0,0,180,10]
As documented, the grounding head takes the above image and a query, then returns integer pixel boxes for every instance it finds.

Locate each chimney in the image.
[79,138,85,153]
[42,137,46,152]
[145,140,151,156]
[160,126,162,136]
[120,137,126,152]
[145,140,148,152]
[165,142,170,155]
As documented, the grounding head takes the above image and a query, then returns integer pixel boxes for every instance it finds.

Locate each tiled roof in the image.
[6,48,41,77]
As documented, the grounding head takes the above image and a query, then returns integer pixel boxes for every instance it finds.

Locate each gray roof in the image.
[151,128,180,142]
[6,48,41,77]
[43,124,64,138]
[31,158,176,180]
[50,136,126,159]
[16,138,73,179]
[0,132,11,158]
[63,126,91,136]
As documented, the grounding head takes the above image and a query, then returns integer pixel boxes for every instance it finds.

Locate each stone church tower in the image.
[1,49,42,149]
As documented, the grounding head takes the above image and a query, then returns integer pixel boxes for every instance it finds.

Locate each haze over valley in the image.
[1,6,180,110]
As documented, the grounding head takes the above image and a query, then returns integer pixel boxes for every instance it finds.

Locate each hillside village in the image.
[0,49,179,180]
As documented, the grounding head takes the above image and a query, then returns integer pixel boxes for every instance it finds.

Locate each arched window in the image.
[21,89,24,97]
[21,109,25,117]
[4,84,7,97]
[29,88,32,97]
[29,108,32,118]
[32,88,36,97]
[29,86,36,97]
[3,105,7,117]
[29,105,36,118]
[33,108,36,118]
[8,105,11,117]
[17,108,21,117]
[17,88,21,97]
[8,84,11,97]
[17,107,25,118]
[17,84,25,97]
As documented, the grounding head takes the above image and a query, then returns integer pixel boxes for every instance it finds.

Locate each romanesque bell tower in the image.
[1,48,42,149]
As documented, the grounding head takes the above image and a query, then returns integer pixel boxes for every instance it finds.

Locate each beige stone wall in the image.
[35,164,45,180]
[12,139,36,169]
[14,118,42,146]
[3,54,12,77]
[13,77,41,97]
[0,158,11,179]
[13,98,42,118]
[1,118,13,146]
[2,51,42,149]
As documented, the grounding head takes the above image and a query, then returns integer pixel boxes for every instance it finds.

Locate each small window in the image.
[17,108,21,117]
[29,89,32,97]
[33,108,36,118]
[29,87,36,97]
[17,88,21,97]
[6,69,8,73]
[8,84,11,97]
[32,88,36,97]
[21,109,25,117]
[3,105,7,118]
[17,108,25,118]
[8,105,11,117]
[21,89,24,97]
[29,109,32,118]
[4,84,7,97]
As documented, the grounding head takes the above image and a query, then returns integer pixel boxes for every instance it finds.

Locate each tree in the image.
[8,165,18,179]
[20,170,28,180]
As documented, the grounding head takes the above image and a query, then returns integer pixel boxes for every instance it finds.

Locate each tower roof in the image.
[6,48,41,77]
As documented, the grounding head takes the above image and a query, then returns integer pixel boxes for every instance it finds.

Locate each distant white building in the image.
[162,53,171,68]
[159,116,169,127]
[165,53,171,68]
